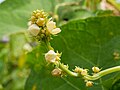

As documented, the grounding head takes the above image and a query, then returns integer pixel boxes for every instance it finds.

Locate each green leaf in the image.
[9,32,27,58]
[25,16,120,90]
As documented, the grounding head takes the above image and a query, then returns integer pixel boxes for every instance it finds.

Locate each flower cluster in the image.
[27,10,61,41]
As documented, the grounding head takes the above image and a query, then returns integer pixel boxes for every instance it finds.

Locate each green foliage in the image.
[0,0,120,90]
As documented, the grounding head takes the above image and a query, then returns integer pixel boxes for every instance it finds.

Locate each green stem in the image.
[59,63,79,77]
[59,64,120,80]
[83,66,120,80]
[54,1,80,15]
[44,39,54,50]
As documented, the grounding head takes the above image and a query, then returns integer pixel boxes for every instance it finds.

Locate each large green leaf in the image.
[25,16,120,90]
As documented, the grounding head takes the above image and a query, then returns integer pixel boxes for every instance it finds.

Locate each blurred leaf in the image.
[25,16,120,90]
[9,32,27,58]
[95,10,113,16]
[0,0,81,39]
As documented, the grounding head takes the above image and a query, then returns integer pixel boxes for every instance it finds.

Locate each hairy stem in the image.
[59,63,120,80]
[83,66,120,80]
[59,63,79,77]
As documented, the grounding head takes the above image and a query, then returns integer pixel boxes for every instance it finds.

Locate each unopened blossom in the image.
[46,21,61,35]
[74,66,83,73]
[81,69,88,76]
[45,50,57,63]
[36,18,45,26]
[51,68,62,76]
[92,66,100,73]
[28,24,40,36]
[86,81,93,87]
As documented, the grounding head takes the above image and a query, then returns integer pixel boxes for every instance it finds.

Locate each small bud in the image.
[92,66,100,73]
[28,24,40,36]
[74,66,83,73]
[86,81,93,87]
[30,16,36,22]
[114,56,120,60]
[113,52,120,60]
[64,64,69,69]
[36,9,40,13]
[81,69,88,76]
[36,13,41,17]
[51,68,62,76]
[113,52,119,57]
[45,50,57,63]
[36,18,45,26]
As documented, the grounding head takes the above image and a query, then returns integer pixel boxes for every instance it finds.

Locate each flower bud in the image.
[92,66,100,73]
[51,68,62,76]
[86,81,93,87]
[28,24,40,36]
[30,16,36,22]
[81,69,88,76]
[74,66,83,73]
[36,13,41,17]
[36,18,45,26]
[45,50,57,63]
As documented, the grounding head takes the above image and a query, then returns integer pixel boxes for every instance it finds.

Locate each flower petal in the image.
[46,21,56,32]
[28,24,40,36]
[45,50,57,63]
[51,28,61,35]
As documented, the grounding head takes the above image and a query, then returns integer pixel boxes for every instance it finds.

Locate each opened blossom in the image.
[28,24,40,36]
[45,50,58,63]
[46,21,61,35]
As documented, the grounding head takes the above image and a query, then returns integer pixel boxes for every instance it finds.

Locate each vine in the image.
[27,9,120,87]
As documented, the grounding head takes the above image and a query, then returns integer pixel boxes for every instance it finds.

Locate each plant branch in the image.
[45,36,120,81]
[83,66,120,80]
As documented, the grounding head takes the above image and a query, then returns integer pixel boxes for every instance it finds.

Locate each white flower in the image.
[45,50,57,63]
[28,24,40,36]
[46,21,61,35]
[46,21,56,31]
